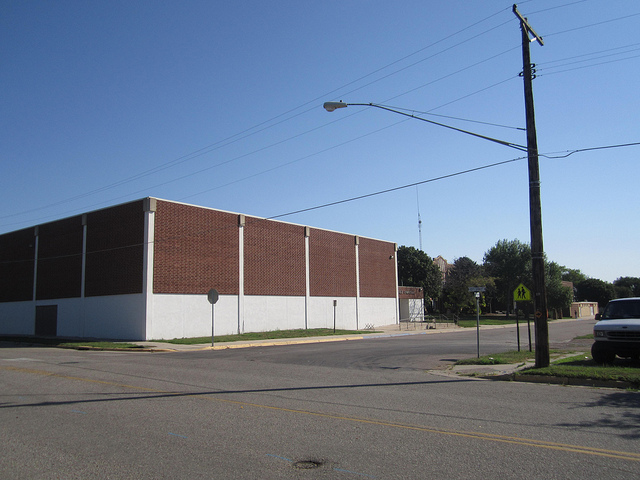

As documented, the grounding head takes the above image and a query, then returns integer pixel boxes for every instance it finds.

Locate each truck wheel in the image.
[591,343,616,364]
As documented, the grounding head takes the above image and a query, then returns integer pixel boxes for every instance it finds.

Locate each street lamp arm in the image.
[323,101,528,152]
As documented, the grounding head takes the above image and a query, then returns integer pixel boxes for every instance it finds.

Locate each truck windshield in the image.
[601,300,640,319]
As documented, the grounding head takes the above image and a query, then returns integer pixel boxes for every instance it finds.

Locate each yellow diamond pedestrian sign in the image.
[514,283,531,302]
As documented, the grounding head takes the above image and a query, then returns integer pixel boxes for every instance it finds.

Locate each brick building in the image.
[0,198,399,340]
[398,286,424,323]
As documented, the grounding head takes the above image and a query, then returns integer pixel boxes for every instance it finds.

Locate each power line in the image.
[543,11,640,38]
[268,140,640,220]
[540,142,640,159]
[537,42,640,67]
[538,53,640,77]
[3,140,638,265]
[5,5,638,230]
[2,7,514,223]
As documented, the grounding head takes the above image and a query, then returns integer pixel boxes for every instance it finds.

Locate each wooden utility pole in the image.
[513,4,549,368]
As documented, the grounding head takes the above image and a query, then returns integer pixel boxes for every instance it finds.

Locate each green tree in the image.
[613,277,640,297]
[546,262,574,319]
[576,278,615,308]
[562,268,588,285]
[483,239,531,316]
[442,257,487,315]
[397,246,442,306]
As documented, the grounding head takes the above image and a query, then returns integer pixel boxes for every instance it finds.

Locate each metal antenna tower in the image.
[416,187,423,251]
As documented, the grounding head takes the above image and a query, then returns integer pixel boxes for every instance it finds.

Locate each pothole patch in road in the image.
[292,459,323,469]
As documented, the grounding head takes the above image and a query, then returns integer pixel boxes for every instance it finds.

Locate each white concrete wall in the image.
[243,296,306,333]
[149,294,239,340]
[399,298,425,322]
[0,302,34,335]
[357,298,397,329]
[82,295,147,340]
[1,293,398,340]
[145,293,396,340]
[0,295,147,340]
[307,297,358,330]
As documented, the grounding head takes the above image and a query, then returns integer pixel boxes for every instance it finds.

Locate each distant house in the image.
[0,198,399,340]
[571,302,598,319]
[433,255,452,284]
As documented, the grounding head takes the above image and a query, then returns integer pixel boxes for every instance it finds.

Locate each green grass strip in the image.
[163,328,379,345]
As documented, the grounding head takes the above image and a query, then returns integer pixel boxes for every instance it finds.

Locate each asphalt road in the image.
[2,319,639,479]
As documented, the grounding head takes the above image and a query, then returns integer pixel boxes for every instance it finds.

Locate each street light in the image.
[323,102,528,152]
[324,67,549,368]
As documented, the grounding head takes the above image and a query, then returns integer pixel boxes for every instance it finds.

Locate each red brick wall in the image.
[36,216,83,300]
[309,229,357,297]
[0,197,398,304]
[85,200,145,297]
[153,201,239,295]
[398,286,423,299]
[358,237,396,298]
[0,228,35,302]
[244,218,305,296]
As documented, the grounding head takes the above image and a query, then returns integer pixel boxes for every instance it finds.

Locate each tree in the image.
[442,257,484,315]
[443,257,495,314]
[483,239,531,316]
[397,246,442,306]
[576,278,615,308]
[613,277,640,297]
[562,268,588,285]
[546,262,574,319]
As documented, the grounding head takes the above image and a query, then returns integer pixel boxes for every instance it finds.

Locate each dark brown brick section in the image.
[309,228,357,297]
[358,237,396,298]
[0,228,35,302]
[399,286,423,299]
[244,218,305,296]
[85,200,145,297]
[153,201,239,295]
[36,216,83,300]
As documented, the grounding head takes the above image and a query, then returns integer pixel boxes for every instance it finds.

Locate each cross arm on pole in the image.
[513,4,544,46]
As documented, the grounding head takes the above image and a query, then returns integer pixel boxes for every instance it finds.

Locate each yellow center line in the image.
[4,364,639,462]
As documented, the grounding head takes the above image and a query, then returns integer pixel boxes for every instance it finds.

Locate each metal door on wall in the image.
[35,305,57,336]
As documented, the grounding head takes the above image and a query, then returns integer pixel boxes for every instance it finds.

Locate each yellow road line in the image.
[4,364,639,462]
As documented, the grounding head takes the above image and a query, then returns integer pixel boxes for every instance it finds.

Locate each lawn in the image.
[1,328,379,349]
[520,354,640,387]
[162,328,378,345]
[0,336,143,350]
[456,315,569,328]
[456,349,640,388]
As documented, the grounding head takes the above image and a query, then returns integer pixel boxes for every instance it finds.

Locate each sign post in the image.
[468,287,486,358]
[513,283,532,351]
[207,289,219,347]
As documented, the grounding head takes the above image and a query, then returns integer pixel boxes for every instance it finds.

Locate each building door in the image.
[35,305,58,336]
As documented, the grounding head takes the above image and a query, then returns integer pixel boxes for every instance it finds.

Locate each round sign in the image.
[207,289,219,305]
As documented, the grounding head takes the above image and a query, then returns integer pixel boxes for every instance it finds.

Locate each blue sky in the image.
[2,0,639,283]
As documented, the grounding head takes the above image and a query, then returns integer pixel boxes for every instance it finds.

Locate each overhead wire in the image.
[1,6,516,225]
[4,3,638,231]
[542,11,640,39]
[269,140,640,221]
[537,53,640,77]
[4,139,638,266]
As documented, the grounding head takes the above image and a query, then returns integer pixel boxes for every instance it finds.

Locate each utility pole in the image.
[513,4,549,368]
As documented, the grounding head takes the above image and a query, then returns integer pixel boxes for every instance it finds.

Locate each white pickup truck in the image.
[591,297,640,364]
